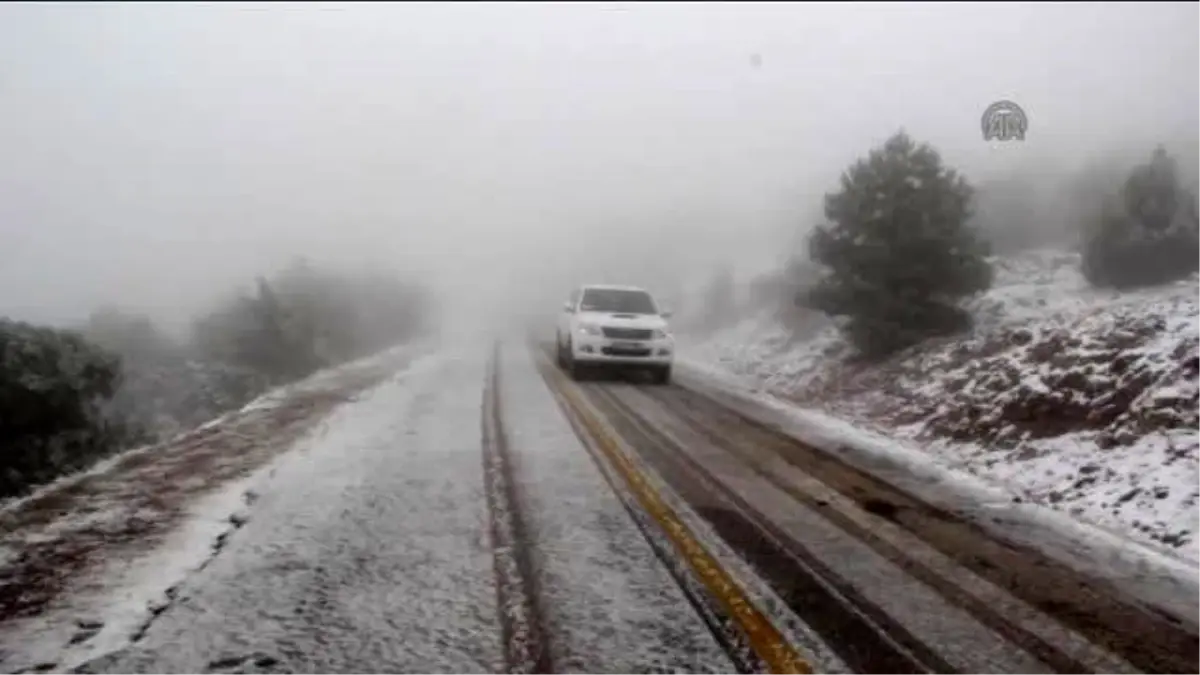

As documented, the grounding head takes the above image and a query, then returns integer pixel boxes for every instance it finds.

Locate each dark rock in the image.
[207,655,245,670]
[862,499,900,520]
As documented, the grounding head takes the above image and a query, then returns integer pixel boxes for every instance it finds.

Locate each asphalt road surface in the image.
[1,340,1196,674]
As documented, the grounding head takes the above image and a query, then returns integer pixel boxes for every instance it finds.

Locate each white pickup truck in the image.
[555,284,675,384]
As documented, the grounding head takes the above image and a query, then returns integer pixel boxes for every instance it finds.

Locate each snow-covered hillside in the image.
[683,250,1200,563]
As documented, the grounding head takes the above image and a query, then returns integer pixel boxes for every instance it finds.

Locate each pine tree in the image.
[1082,146,1200,289]
[804,131,992,359]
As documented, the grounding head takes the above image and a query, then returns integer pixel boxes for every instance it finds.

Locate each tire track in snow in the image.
[530,342,811,674]
[514,342,752,673]
[631,383,1136,674]
[482,343,554,674]
[587,385,939,674]
[655,381,1198,674]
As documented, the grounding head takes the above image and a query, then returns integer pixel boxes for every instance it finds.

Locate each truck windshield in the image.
[580,288,658,314]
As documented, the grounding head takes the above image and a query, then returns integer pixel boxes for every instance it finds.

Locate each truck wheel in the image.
[569,361,588,381]
[650,365,672,385]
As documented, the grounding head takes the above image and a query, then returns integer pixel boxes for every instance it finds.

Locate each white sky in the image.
[0,2,1195,330]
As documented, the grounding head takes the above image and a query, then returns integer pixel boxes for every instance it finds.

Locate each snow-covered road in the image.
[76,351,505,673]
[0,340,1196,674]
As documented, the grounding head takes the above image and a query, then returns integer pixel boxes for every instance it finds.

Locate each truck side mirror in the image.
[563,302,575,313]
[660,309,673,319]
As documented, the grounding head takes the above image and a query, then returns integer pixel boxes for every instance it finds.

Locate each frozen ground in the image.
[683,249,1200,564]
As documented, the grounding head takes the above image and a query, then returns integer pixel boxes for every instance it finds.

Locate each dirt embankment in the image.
[792,300,1197,454]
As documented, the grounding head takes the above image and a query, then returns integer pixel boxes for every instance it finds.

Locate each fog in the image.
[1,2,1196,335]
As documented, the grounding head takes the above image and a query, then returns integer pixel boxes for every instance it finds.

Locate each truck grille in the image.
[602,346,651,357]
[602,327,653,340]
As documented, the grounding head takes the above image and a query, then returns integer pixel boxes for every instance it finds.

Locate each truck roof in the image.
[580,284,650,292]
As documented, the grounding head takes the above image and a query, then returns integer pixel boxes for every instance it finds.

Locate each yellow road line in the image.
[540,358,812,674]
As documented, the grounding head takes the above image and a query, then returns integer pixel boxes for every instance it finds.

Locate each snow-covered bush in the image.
[191,260,431,386]
[81,307,269,444]
[0,261,432,500]
[0,318,127,499]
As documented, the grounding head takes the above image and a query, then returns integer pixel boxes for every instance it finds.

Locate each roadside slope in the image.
[683,249,1199,563]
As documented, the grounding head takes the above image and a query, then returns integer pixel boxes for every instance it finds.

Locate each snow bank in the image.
[12,474,262,673]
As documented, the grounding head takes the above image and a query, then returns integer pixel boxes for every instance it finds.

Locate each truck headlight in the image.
[652,329,670,339]
[577,323,603,336]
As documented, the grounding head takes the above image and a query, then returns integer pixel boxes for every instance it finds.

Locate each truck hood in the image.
[577,311,669,331]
